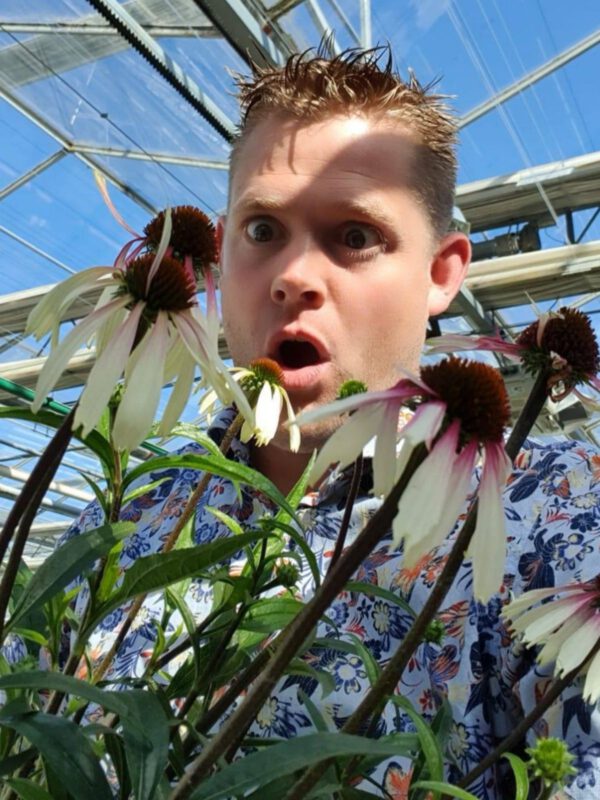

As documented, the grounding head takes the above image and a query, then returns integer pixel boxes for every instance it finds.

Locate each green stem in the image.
[327,454,363,574]
[168,445,428,800]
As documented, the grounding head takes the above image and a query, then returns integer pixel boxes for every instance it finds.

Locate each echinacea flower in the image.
[427,306,600,401]
[297,358,512,601]
[502,576,600,703]
[27,206,250,451]
[200,358,300,452]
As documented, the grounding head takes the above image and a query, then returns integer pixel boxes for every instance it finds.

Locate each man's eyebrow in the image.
[232,195,397,227]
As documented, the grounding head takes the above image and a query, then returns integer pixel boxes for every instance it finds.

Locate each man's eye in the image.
[246,218,277,243]
[341,223,381,250]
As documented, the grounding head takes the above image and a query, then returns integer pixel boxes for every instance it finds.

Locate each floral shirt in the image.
[14,408,600,799]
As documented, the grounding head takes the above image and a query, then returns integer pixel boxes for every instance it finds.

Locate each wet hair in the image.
[230,45,458,239]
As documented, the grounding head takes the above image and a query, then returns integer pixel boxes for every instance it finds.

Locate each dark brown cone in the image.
[420,357,510,443]
[144,206,217,266]
[123,254,196,312]
[516,307,600,379]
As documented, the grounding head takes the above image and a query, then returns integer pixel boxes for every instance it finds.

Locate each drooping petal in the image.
[502,583,581,620]
[426,333,522,360]
[74,302,145,436]
[372,402,402,497]
[468,441,512,602]
[145,208,172,294]
[536,611,585,667]
[583,647,600,703]
[94,172,142,238]
[400,400,447,450]
[310,404,385,485]
[158,345,196,437]
[112,312,170,450]
[555,613,600,675]
[281,389,301,452]
[254,382,282,445]
[393,420,462,561]
[512,594,591,643]
[31,295,130,413]
[26,267,114,341]
[296,382,420,428]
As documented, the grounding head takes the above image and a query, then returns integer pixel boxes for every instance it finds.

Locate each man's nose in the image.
[270,246,326,309]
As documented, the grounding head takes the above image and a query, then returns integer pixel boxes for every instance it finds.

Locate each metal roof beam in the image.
[69,143,228,170]
[0,465,93,503]
[0,85,157,215]
[459,28,600,129]
[87,0,236,140]
[194,0,294,68]
[0,150,68,201]
[0,22,215,38]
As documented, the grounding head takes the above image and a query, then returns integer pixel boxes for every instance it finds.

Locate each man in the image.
[65,48,599,798]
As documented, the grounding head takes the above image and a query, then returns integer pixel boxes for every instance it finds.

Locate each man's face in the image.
[219,115,468,450]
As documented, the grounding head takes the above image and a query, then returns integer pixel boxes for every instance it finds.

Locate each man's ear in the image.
[427,232,471,317]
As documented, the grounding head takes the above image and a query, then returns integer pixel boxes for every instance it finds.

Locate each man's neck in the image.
[249,442,313,495]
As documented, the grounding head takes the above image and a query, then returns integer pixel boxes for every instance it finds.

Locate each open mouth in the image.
[276,339,323,370]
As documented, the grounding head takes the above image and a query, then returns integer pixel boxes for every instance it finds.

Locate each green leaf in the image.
[0,748,36,776]
[0,711,113,800]
[0,672,169,800]
[410,782,480,800]
[235,596,304,649]
[189,732,419,800]
[298,689,330,731]
[503,752,530,800]
[390,697,443,798]
[122,476,170,506]
[81,530,270,639]
[6,522,134,633]
[158,424,222,457]
[4,778,54,800]
[78,472,108,517]
[274,451,315,528]
[121,454,298,521]
[0,407,114,477]
[204,507,244,536]
[345,581,416,618]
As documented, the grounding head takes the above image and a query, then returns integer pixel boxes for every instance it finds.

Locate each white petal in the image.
[254,382,282,445]
[112,312,170,450]
[536,612,584,666]
[75,302,145,436]
[469,443,512,602]
[310,405,384,484]
[400,400,446,449]
[514,595,588,643]
[555,613,600,675]
[393,421,461,560]
[26,267,113,339]
[281,389,301,452]
[502,585,572,620]
[145,208,172,293]
[158,347,196,436]
[583,647,600,703]
[372,403,400,497]
[31,296,129,413]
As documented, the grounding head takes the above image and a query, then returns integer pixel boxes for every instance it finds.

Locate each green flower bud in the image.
[337,380,368,400]
[423,619,445,645]
[526,737,577,789]
[275,561,300,589]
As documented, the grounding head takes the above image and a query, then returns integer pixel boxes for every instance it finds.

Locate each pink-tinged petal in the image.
[394,420,462,562]
[158,347,196,437]
[555,612,600,675]
[75,302,145,436]
[145,208,172,294]
[583,647,600,703]
[373,403,401,497]
[94,172,142,238]
[26,267,114,340]
[502,583,585,620]
[114,237,145,270]
[310,404,384,485]
[588,375,600,392]
[468,442,512,602]
[426,333,521,360]
[32,296,130,413]
[171,308,211,367]
[112,312,170,451]
[513,594,592,643]
[400,400,446,449]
